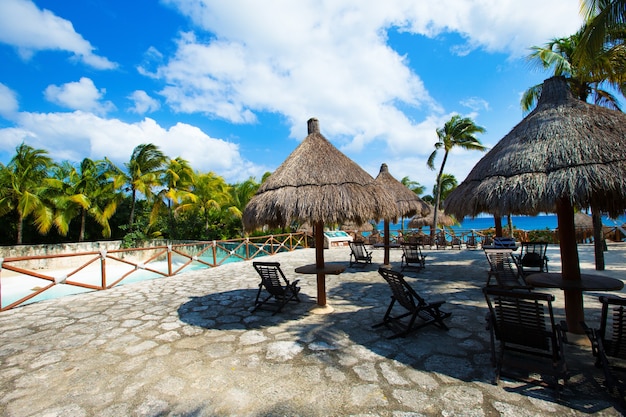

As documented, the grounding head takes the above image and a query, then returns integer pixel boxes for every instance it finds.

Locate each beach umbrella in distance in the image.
[445,76,626,333]
[408,205,455,228]
[243,118,398,309]
[374,163,430,265]
[574,212,594,230]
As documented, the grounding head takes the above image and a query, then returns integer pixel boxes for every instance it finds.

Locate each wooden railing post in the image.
[99,249,107,289]
[167,244,173,276]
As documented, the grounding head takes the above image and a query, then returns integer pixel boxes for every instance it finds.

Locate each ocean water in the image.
[379,213,626,232]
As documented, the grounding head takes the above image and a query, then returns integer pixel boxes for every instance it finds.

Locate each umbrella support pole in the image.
[557,198,584,334]
[314,221,327,307]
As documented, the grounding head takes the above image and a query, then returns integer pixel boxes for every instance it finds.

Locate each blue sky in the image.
[0,0,586,192]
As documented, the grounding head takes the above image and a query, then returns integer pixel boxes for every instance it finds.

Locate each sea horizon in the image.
[377,213,626,233]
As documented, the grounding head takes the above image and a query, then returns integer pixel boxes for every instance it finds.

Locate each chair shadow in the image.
[176,254,621,414]
[177,288,316,330]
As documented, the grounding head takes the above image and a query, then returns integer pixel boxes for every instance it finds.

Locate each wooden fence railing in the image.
[0,233,308,311]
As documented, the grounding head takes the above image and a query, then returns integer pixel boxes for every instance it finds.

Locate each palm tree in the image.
[398,176,426,233]
[523,28,626,270]
[400,176,426,196]
[123,144,167,230]
[150,157,195,238]
[0,143,54,244]
[433,173,458,202]
[177,172,233,237]
[427,115,486,238]
[229,177,261,233]
[577,0,625,64]
[522,30,623,112]
[48,158,120,241]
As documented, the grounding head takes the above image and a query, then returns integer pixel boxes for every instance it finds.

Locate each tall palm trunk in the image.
[129,190,137,230]
[79,208,86,242]
[431,151,449,239]
[17,215,24,245]
[592,208,605,270]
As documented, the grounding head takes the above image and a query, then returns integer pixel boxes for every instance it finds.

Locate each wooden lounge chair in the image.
[483,287,569,395]
[349,241,373,267]
[514,241,549,277]
[435,233,448,250]
[582,295,626,405]
[252,262,301,315]
[400,243,426,271]
[374,267,450,338]
[484,251,531,290]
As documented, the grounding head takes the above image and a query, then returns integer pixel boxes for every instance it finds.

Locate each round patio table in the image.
[294,263,346,275]
[525,272,624,337]
[525,272,624,291]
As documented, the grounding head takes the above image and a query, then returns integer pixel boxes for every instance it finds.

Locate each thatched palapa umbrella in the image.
[243,118,398,309]
[574,212,594,230]
[445,76,626,333]
[374,163,430,265]
[408,205,456,228]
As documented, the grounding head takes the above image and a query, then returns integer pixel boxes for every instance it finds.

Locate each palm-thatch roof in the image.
[242,118,399,308]
[444,76,626,334]
[243,118,398,230]
[374,162,429,264]
[408,205,456,228]
[445,76,626,219]
[574,212,594,230]
[374,163,430,218]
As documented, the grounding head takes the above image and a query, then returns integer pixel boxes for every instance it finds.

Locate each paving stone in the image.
[0,245,625,416]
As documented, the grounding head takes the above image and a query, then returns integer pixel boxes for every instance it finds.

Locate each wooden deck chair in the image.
[483,287,569,394]
[582,295,626,405]
[514,241,549,277]
[435,232,449,249]
[373,267,451,338]
[349,241,373,267]
[465,233,478,249]
[450,235,462,250]
[484,251,532,290]
[400,243,426,271]
[252,262,300,315]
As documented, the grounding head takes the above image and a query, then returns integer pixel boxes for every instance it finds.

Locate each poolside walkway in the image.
[2,243,626,416]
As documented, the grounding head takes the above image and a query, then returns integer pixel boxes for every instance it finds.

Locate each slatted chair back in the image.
[582,295,626,404]
[483,286,568,391]
[400,243,425,271]
[435,233,448,249]
[254,262,287,296]
[596,296,626,360]
[379,267,422,311]
[515,241,549,276]
[252,261,300,315]
[375,267,450,338]
[349,241,373,267]
[484,251,529,289]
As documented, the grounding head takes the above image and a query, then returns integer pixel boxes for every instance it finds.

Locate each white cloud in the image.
[0,111,261,182]
[156,0,581,157]
[0,83,19,120]
[460,97,490,112]
[128,90,161,114]
[0,0,116,69]
[44,77,115,114]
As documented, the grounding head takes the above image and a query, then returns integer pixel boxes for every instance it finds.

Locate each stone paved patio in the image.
[1,243,626,416]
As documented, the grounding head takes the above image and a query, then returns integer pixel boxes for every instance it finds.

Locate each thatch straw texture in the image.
[408,205,456,228]
[374,163,430,218]
[243,118,398,230]
[574,212,594,230]
[445,76,626,219]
